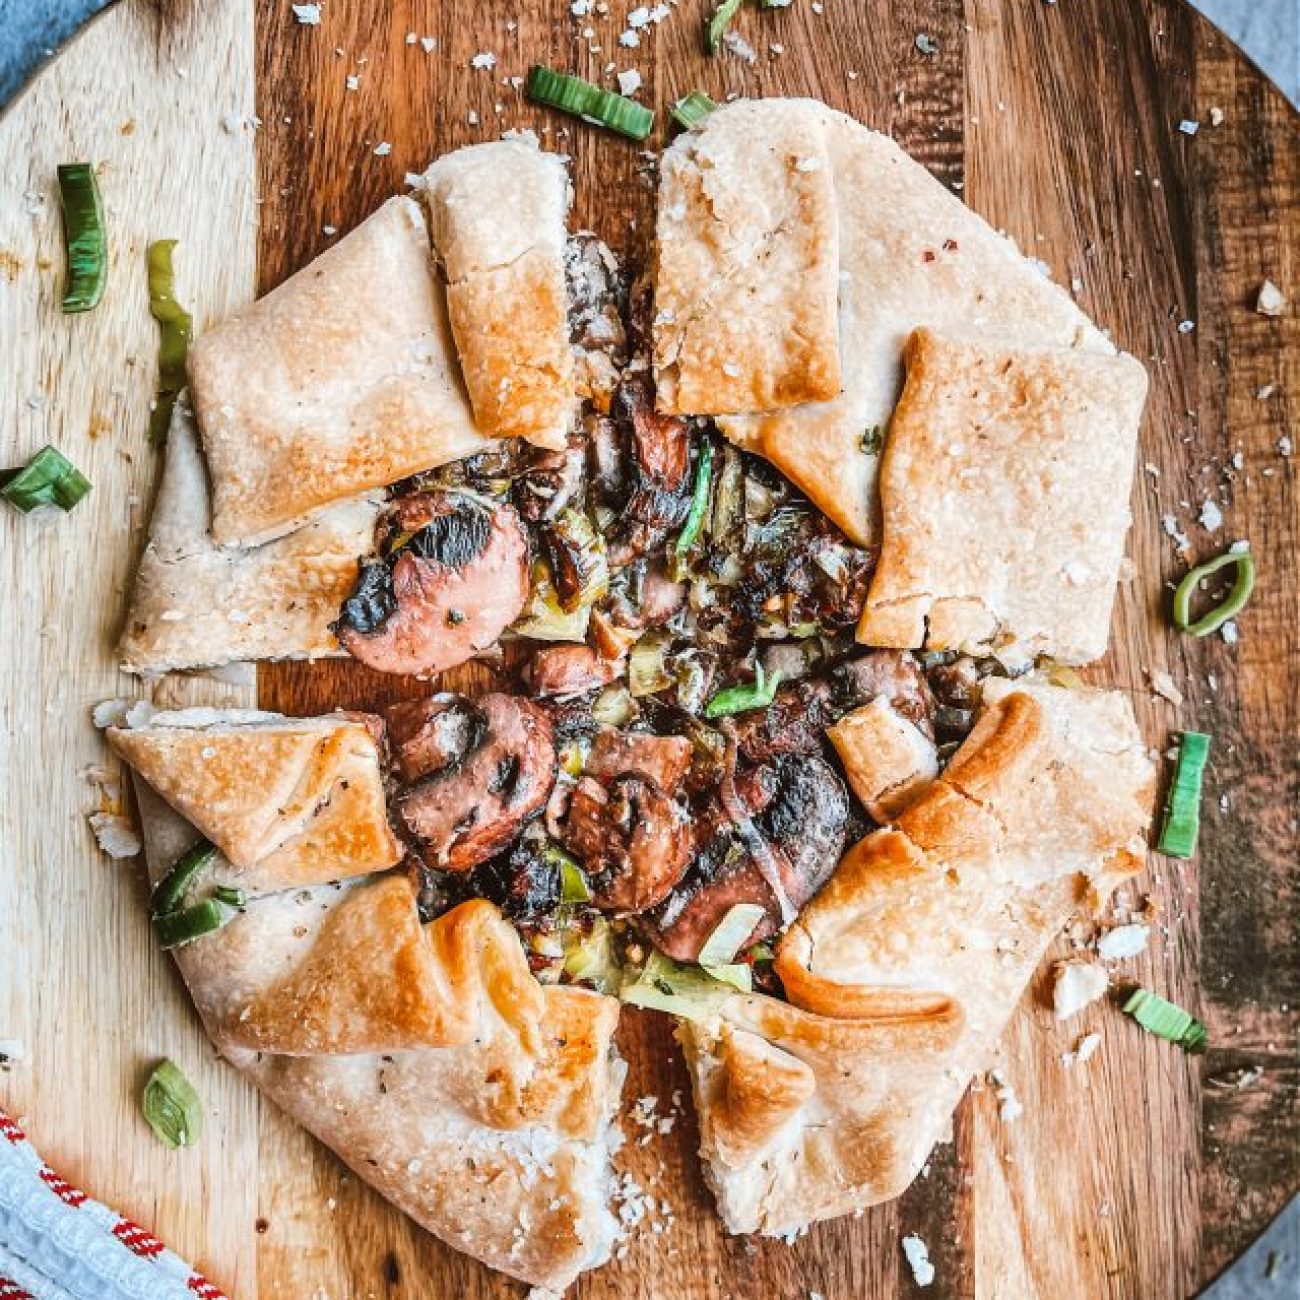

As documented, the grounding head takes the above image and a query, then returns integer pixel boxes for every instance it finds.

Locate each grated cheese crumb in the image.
[1256,279,1286,317]
[471,52,497,71]
[291,3,321,25]
[901,1234,936,1286]
[1097,923,1150,961]
[373,141,392,156]
[1178,119,1199,136]
[617,69,643,96]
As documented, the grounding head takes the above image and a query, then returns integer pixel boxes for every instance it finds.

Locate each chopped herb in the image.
[447,609,466,625]
[670,90,717,129]
[1172,547,1256,636]
[1122,988,1207,1053]
[0,445,91,514]
[705,662,781,718]
[525,66,654,141]
[671,439,714,579]
[57,162,107,313]
[707,0,746,53]
[1157,730,1210,858]
[860,425,883,455]
[145,240,194,443]
[141,1059,203,1148]
[150,838,218,916]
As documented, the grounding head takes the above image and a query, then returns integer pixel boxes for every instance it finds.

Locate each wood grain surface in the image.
[1,1,1296,1298]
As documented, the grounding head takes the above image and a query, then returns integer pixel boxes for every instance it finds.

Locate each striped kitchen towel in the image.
[0,1110,226,1300]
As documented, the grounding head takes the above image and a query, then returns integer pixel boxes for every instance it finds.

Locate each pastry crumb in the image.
[1052,960,1109,1020]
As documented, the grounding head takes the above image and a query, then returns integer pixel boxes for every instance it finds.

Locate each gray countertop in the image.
[0,1,1294,1297]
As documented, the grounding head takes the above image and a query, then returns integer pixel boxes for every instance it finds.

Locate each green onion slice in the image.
[0,445,92,514]
[701,961,753,993]
[697,902,766,968]
[57,163,107,313]
[1157,731,1210,859]
[541,841,592,904]
[1172,547,1256,637]
[672,440,714,579]
[515,559,592,642]
[1122,988,1207,1054]
[619,952,735,1023]
[562,916,621,993]
[545,508,609,613]
[210,885,246,909]
[146,240,194,444]
[671,91,717,130]
[705,662,781,719]
[150,838,218,916]
[525,66,654,141]
[707,0,746,53]
[153,898,232,950]
[141,1059,203,1149]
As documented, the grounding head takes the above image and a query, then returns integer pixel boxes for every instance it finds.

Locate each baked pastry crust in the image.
[118,400,380,673]
[826,694,938,821]
[108,708,400,887]
[423,135,576,449]
[188,196,490,547]
[859,329,1148,664]
[679,678,1154,1236]
[132,783,622,1291]
[653,99,842,416]
[712,104,1119,546]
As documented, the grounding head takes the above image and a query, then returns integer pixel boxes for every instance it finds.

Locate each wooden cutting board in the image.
[1,2,1295,1297]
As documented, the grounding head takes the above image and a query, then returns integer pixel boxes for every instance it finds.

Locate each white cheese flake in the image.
[1097,923,1150,961]
[1178,119,1199,136]
[373,141,392,156]
[1256,279,1286,317]
[901,1234,936,1287]
[291,3,322,25]
[471,52,497,71]
[617,69,643,96]
[1198,498,1223,532]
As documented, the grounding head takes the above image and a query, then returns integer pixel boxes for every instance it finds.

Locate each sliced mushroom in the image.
[529,643,626,699]
[388,693,556,872]
[561,773,692,913]
[334,490,529,678]
[605,372,692,567]
[650,755,848,962]
[586,727,691,795]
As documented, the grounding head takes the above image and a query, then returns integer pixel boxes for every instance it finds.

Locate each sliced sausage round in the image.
[334,491,529,678]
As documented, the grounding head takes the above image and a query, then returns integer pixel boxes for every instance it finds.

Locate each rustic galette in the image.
[107,103,1151,1291]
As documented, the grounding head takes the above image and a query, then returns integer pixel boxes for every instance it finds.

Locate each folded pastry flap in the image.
[234,1046,618,1292]
[444,250,574,447]
[118,402,382,673]
[423,138,574,449]
[857,329,1149,662]
[653,100,842,416]
[189,196,490,548]
[704,1025,817,1167]
[110,714,398,886]
[721,110,1113,550]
